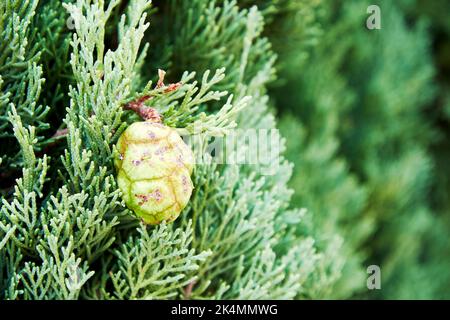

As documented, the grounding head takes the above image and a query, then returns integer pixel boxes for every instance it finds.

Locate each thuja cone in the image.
[115,121,194,224]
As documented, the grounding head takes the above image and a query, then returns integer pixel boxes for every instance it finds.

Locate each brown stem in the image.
[123,69,181,122]
[36,128,69,156]
[123,95,162,123]
[52,128,69,138]
[184,280,196,299]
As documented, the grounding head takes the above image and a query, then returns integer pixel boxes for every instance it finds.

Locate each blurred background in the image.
[262,0,450,299]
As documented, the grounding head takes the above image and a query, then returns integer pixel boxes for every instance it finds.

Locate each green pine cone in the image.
[115,122,194,224]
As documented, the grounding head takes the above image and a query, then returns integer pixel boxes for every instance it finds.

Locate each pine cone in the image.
[115,122,194,224]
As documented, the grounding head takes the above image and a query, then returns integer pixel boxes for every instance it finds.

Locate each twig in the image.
[52,128,69,138]
[183,280,196,299]
[123,95,162,122]
[123,69,181,122]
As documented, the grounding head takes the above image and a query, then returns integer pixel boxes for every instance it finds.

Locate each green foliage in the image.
[1,0,449,300]
[335,0,439,299]
[0,0,323,300]
[400,0,450,299]
[148,0,323,299]
[273,0,450,299]
[105,221,211,299]
[0,0,49,174]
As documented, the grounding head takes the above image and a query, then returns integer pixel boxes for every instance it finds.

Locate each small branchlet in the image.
[123,69,181,122]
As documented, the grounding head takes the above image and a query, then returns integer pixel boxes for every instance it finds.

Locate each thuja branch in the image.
[123,69,181,122]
